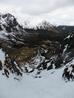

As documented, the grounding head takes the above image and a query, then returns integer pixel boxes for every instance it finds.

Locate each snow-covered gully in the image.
[0,64,74,98]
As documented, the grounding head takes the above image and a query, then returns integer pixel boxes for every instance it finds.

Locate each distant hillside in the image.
[56,25,74,34]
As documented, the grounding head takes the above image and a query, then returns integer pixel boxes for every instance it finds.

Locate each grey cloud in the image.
[0,0,74,15]
[0,0,74,26]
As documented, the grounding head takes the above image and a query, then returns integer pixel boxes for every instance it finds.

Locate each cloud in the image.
[0,0,73,15]
[0,0,74,26]
[24,6,74,26]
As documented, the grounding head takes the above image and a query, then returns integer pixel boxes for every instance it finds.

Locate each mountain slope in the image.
[0,63,74,98]
[0,13,28,48]
[0,13,63,48]
[0,13,74,82]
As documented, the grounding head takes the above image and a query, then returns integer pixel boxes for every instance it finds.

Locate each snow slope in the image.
[0,49,5,64]
[0,66,74,98]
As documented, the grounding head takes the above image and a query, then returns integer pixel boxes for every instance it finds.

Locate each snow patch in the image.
[0,49,5,65]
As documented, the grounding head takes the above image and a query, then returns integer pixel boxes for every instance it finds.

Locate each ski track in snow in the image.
[0,67,74,98]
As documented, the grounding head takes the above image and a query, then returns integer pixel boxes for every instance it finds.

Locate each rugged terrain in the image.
[0,13,74,81]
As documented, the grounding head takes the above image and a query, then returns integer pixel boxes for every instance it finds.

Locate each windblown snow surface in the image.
[0,62,74,98]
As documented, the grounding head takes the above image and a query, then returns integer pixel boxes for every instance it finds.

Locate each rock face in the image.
[0,13,27,48]
[62,62,74,81]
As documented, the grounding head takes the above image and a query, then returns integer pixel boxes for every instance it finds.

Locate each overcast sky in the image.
[0,0,74,26]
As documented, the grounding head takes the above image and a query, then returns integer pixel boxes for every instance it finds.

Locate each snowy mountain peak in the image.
[0,13,23,32]
[0,13,16,25]
[0,13,29,48]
